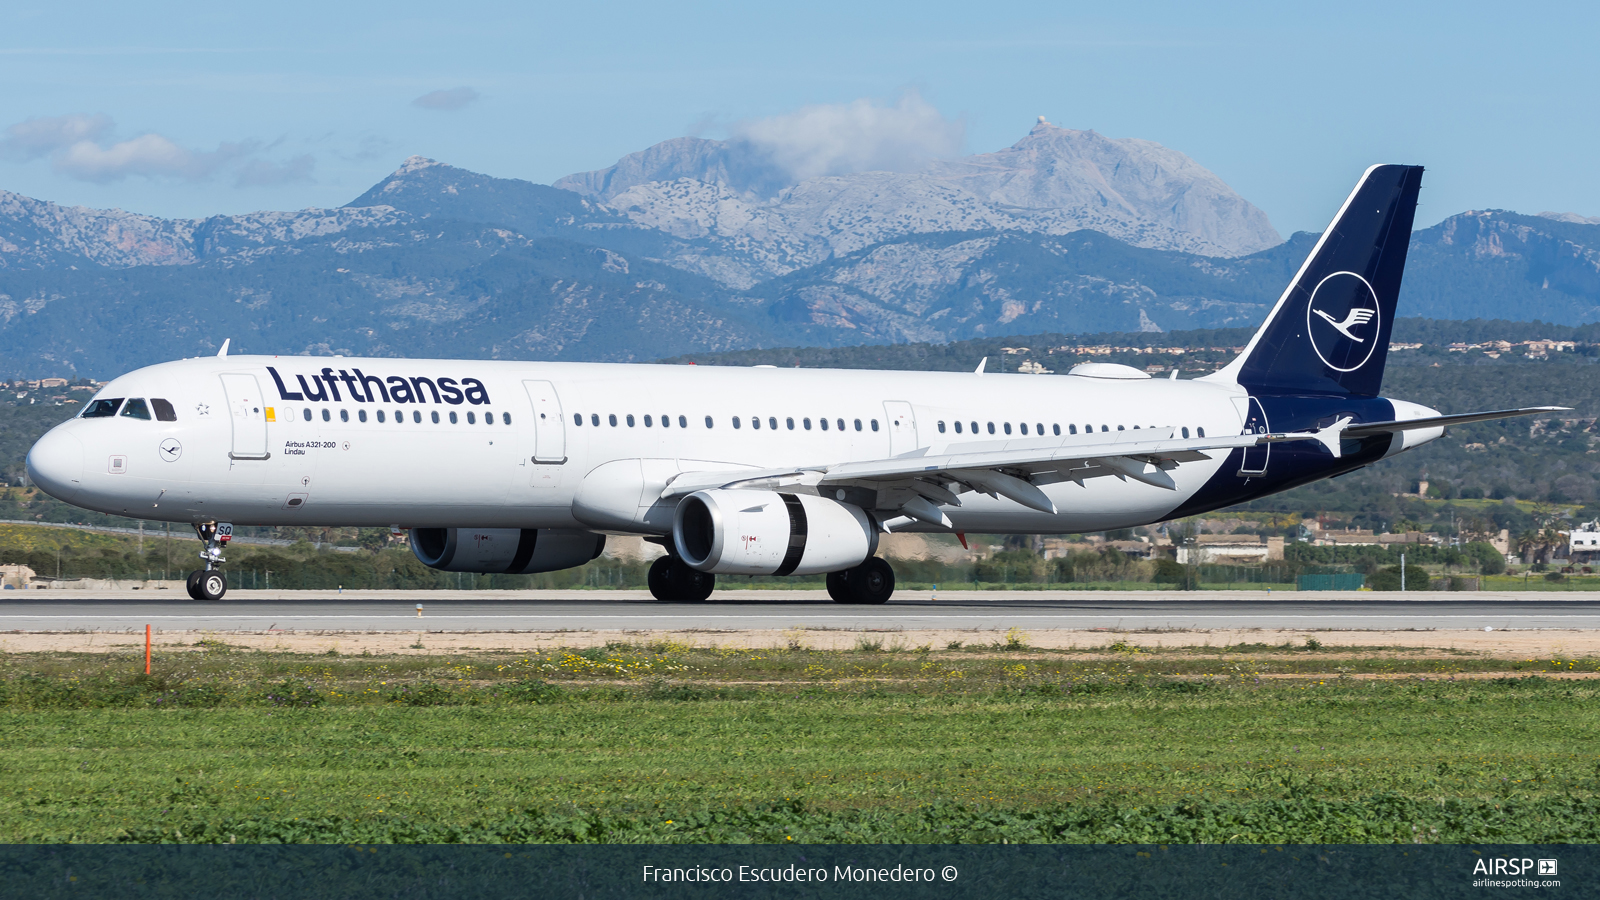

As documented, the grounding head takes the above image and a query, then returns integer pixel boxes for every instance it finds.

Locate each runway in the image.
[5,590,1600,633]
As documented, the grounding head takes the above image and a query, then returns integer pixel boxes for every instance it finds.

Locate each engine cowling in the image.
[672,489,877,575]
[410,528,606,574]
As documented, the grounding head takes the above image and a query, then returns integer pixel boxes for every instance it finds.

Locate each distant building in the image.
[1569,521,1600,559]
[1174,534,1285,564]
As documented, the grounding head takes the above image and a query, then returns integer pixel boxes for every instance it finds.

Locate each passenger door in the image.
[1237,396,1269,476]
[220,373,270,460]
[524,380,567,488]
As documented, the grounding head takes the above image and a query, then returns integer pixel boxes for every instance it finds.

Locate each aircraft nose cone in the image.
[27,427,84,502]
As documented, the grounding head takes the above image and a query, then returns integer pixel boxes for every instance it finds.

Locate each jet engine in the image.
[410,528,605,574]
[673,489,877,575]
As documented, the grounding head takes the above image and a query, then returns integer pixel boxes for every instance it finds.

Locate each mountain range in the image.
[0,122,1598,377]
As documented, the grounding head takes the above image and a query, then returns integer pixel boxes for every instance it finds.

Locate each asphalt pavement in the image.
[3,590,1600,632]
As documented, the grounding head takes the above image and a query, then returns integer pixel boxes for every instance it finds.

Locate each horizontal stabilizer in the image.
[1343,406,1570,436]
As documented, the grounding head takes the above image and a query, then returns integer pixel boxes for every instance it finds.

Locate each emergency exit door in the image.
[883,401,917,457]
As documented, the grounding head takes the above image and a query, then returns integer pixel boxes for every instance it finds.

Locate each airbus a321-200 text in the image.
[25,165,1563,602]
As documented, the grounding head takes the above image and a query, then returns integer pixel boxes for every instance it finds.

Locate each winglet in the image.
[974,357,987,375]
[217,339,230,358]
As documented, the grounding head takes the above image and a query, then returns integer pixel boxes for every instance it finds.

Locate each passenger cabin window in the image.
[678,415,688,428]
[625,414,634,427]
[954,421,963,433]
[1003,423,1012,435]
[836,418,844,431]
[1069,425,1077,434]
[431,411,440,424]
[449,411,459,424]
[820,418,828,431]
[803,418,811,430]
[358,410,368,423]
[1018,423,1027,435]
[871,420,879,431]
[1197,427,1206,437]
[1181,427,1190,438]
[733,416,742,429]
[786,417,795,430]
[119,398,152,420]
[704,416,713,428]
[608,414,617,426]
[82,398,123,418]
[322,409,332,422]
[414,411,422,423]
[937,421,946,433]
[151,398,177,422]
[750,416,760,430]
[377,410,386,423]
[303,407,311,420]
[854,419,863,431]
[502,413,511,425]
[341,409,350,423]
[644,415,653,427]
[1052,424,1060,436]
[591,414,601,426]
[770,417,778,430]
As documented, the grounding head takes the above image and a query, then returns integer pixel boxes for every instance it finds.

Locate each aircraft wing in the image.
[659,406,1568,529]
[659,427,1329,527]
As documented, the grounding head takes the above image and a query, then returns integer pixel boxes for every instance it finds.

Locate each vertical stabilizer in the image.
[1204,164,1423,396]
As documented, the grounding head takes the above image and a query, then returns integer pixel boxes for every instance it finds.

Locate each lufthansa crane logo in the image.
[1305,271,1381,373]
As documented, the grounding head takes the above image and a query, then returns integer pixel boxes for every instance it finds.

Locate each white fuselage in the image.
[27,356,1262,535]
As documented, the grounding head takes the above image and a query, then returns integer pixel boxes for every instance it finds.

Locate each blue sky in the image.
[1,0,1595,235]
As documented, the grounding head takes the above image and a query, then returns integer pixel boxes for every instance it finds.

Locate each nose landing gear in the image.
[185,522,231,602]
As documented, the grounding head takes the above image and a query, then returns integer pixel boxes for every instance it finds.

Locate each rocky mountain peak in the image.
[559,121,1281,261]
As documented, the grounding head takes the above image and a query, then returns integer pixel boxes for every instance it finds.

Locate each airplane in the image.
[24,164,1564,603]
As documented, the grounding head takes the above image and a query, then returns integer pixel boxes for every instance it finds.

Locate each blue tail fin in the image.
[1207,164,1424,397]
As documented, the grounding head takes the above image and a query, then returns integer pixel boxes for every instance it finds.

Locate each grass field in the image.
[2,641,1598,843]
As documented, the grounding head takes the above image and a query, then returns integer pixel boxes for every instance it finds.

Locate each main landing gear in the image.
[826,557,895,605]
[186,522,230,602]
[647,556,716,602]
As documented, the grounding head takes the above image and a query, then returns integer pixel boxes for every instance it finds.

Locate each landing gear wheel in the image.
[185,570,204,601]
[196,570,227,602]
[648,556,715,602]
[825,571,855,604]
[832,558,895,605]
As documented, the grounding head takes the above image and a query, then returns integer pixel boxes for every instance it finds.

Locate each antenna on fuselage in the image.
[217,339,230,358]
[974,357,987,375]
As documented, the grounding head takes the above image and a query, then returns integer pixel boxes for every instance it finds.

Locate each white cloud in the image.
[234,153,315,187]
[53,134,251,182]
[0,113,113,160]
[730,92,964,182]
[412,87,479,111]
[1,112,315,187]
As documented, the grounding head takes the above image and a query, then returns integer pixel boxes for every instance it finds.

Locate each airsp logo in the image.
[1305,270,1381,373]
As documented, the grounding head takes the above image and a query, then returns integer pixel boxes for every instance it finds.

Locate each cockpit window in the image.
[151,398,177,422]
[119,398,152,420]
[82,398,124,418]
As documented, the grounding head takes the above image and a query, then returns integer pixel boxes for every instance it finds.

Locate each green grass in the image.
[2,645,1598,843]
